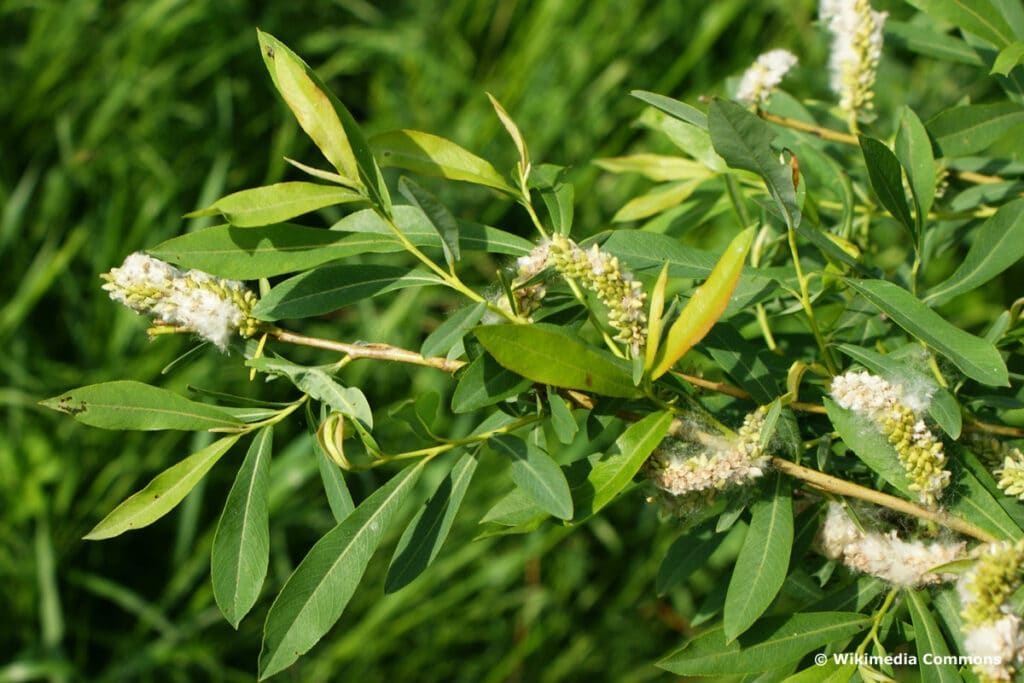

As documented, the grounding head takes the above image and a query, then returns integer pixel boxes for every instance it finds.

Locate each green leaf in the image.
[945,458,1022,540]
[708,98,800,231]
[490,434,573,520]
[724,473,793,642]
[631,90,708,128]
[247,357,373,429]
[370,129,515,194]
[40,381,243,431]
[188,182,363,228]
[257,31,391,215]
[824,397,914,497]
[612,179,703,223]
[212,427,273,628]
[251,264,443,321]
[845,279,1009,386]
[658,612,870,676]
[487,93,530,181]
[474,324,640,398]
[906,0,1015,49]
[258,461,424,679]
[450,352,533,413]
[897,107,937,223]
[545,385,578,446]
[385,451,478,592]
[657,527,728,596]
[421,302,487,359]
[85,435,241,540]
[651,227,755,378]
[927,103,1024,158]
[316,441,355,523]
[885,19,985,66]
[859,136,915,239]
[781,662,857,683]
[573,411,673,520]
[529,164,574,235]
[925,199,1024,305]
[992,41,1024,75]
[398,177,460,266]
[906,590,960,683]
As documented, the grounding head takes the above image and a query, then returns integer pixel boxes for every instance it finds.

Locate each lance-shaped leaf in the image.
[370,129,515,194]
[385,451,478,592]
[895,107,936,226]
[658,612,869,675]
[724,473,793,641]
[825,397,915,497]
[487,93,530,182]
[927,102,1024,158]
[85,434,241,540]
[251,264,443,321]
[420,302,487,359]
[631,90,708,128]
[247,357,372,429]
[644,264,669,370]
[40,381,242,432]
[258,461,425,679]
[650,226,754,379]
[860,136,915,241]
[708,98,800,231]
[905,0,1016,50]
[490,434,573,520]
[906,589,960,683]
[212,427,273,628]
[257,31,391,215]
[925,199,1024,305]
[573,411,673,520]
[186,182,363,228]
[474,323,640,398]
[845,279,1009,386]
[398,177,460,266]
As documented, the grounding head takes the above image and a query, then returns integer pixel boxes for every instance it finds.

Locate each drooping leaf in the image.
[247,357,373,429]
[385,451,478,593]
[398,177,460,266]
[925,199,1024,305]
[927,102,1024,158]
[451,352,533,413]
[573,411,673,520]
[212,427,273,628]
[474,324,640,398]
[420,302,487,359]
[906,590,960,683]
[251,264,443,321]
[631,90,708,128]
[724,473,793,642]
[708,98,801,231]
[188,182,363,228]
[895,107,937,223]
[490,434,573,520]
[41,381,242,432]
[651,226,755,379]
[658,612,870,676]
[258,461,425,679]
[370,129,515,194]
[85,435,241,540]
[845,279,1009,386]
[316,439,355,523]
[859,136,915,240]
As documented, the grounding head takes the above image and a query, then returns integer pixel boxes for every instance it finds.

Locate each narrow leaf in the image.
[316,443,354,523]
[644,264,670,371]
[906,590,960,683]
[491,434,573,520]
[421,302,487,359]
[385,451,478,592]
[370,129,515,194]
[258,461,425,679]
[859,136,915,238]
[845,279,1009,386]
[631,90,708,128]
[474,323,640,398]
[658,612,870,676]
[251,264,442,321]
[212,427,273,628]
[925,199,1024,305]
[651,227,755,379]
[41,381,242,432]
[248,357,373,429]
[451,352,532,413]
[398,177,460,266]
[487,93,530,180]
[895,107,937,222]
[724,473,793,641]
[992,41,1024,75]
[825,397,914,497]
[85,435,241,540]
[906,0,1015,49]
[190,182,362,228]
[927,102,1024,158]
[546,386,579,446]
[657,528,728,596]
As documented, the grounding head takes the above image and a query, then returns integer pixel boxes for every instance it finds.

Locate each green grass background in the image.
[0,0,998,681]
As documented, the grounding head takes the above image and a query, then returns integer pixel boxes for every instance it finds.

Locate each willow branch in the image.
[268,327,467,373]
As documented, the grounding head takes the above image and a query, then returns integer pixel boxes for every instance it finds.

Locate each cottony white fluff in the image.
[736,49,798,107]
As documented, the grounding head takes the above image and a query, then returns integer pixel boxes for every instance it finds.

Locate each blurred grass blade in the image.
[212,426,273,628]
[85,435,241,540]
[40,381,243,431]
[186,182,363,227]
[651,227,754,379]
[258,460,425,679]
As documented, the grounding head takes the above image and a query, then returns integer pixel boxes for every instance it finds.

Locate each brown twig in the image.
[268,327,467,373]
